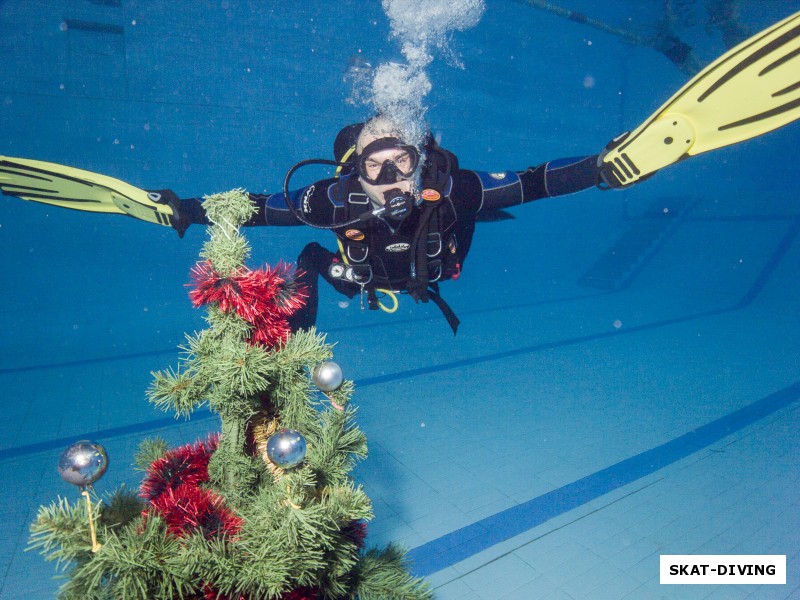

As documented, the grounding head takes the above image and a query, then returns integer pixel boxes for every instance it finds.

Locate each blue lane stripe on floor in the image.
[0,414,217,462]
[407,380,800,577]
[0,308,722,463]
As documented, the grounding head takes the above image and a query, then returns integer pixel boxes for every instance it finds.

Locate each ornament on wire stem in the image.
[266,429,307,469]
[58,441,108,552]
[58,440,108,488]
[313,361,345,410]
[313,361,343,392]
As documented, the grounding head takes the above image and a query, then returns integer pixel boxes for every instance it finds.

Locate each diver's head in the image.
[355,116,421,212]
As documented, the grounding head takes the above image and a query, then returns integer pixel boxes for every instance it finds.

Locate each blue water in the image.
[2,1,800,598]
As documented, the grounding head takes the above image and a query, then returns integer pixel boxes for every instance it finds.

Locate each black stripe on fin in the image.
[759,45,800,76]
[0,159,142,206]
[620,153,641,175]
[773,81,800,97]
[0,160,98,188]
[698,23,800,103]
[0,190,102,203]
[0,167,52,183]
[719,96,800,130]
[608,163,625,184]
[613,157,633,179]
[0,184,59,194]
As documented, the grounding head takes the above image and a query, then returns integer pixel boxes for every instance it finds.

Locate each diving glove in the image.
[147,189,191,238]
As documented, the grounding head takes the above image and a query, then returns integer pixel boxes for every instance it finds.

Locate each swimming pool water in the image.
[2,1,800,598]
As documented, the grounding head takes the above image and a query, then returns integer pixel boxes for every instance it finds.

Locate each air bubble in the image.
[350,0,485,147]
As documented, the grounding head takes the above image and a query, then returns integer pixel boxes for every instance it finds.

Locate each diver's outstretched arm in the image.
[179,189,309,231]
[451,153,604,216]
[179,179,342,233]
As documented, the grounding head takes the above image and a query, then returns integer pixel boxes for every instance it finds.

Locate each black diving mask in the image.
[357,137,420,185]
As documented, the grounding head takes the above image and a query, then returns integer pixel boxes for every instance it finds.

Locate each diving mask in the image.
[357,137,420,186]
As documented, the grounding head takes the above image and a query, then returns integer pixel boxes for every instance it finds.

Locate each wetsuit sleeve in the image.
[246,191,306,226]
[180,180,339,227]
[451,155,600,214]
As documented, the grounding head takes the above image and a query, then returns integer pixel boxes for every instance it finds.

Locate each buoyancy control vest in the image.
[328,140,466,334]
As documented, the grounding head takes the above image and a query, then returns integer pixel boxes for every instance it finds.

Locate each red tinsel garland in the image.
[188,260,307,348]
[151,483,243,539]
[140,435,243,540]
[341,520,368,549]
[140,435,218,501]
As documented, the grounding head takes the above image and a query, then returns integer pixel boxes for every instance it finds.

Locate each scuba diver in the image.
[1,10,799,334]
[174,114,605,334]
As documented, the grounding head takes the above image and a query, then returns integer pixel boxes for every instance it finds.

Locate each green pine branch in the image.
[355,545,434,600]
[308,404,368,488]
[148,366,208,417]
[98,486,146,531]
[134,438,170,472]
[200,188,258,276]
[29,496,98,572]
[63,515,199,600]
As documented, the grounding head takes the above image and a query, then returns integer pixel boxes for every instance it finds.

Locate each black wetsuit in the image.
[185,152,600,332]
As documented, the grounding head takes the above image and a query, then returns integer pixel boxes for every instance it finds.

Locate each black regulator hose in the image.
[283,158,376,230]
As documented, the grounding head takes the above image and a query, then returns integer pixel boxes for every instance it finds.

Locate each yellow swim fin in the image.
[0,156,178,228]
[601,10,800,187]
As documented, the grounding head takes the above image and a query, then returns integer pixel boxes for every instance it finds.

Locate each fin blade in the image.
[0,158,126,214]
[605,11,800,185]
[679,14,800,154]
[0,156,175,226]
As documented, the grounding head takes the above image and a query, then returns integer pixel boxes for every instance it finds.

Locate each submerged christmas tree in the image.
[30,189,432,600]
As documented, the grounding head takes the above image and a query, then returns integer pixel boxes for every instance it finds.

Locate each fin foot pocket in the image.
[603,115,695,186]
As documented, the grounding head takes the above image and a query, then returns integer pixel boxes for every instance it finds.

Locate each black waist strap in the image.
[428,285,460,335]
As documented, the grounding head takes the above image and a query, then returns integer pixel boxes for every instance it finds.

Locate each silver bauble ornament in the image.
[58,441,108,488]
[266,429,307,469]
[312,361,343,392]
